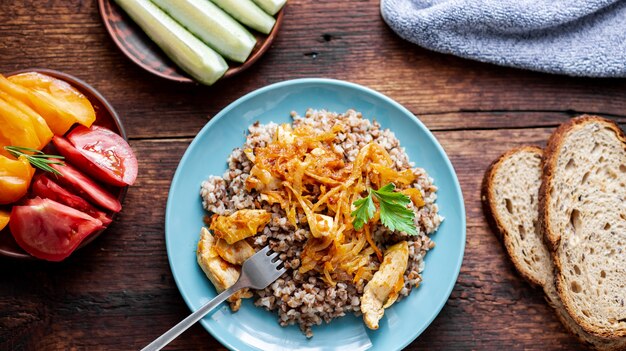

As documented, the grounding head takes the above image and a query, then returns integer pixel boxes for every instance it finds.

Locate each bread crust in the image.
[538,115,626,338]
[484,139,626,348]
[551,296,626,351]
[481,145,544,287]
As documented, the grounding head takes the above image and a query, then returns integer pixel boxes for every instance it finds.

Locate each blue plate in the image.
[165,78,466,351]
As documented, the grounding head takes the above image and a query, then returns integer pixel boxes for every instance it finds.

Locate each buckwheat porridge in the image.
[197,109,442,337]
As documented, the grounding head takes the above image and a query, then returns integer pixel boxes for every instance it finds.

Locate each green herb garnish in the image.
[351,191,376,231]
[351,183,417,235]
[4,146,65,176]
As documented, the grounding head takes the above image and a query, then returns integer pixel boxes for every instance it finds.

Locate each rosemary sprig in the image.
[4,146,65,176]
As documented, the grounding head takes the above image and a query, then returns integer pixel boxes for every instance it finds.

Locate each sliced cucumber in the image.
[209,0,276,35]
[252,0,286,16]
[152,0,256,63]
[114,0,228,85]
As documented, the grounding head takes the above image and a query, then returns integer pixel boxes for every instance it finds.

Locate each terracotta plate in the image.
[0,69,128,260]
[98,0,285,84]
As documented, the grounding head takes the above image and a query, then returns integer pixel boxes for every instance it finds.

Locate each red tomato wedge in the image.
[66,126,138,186]
[9,197,103,261]
[32,175,112,226]
[52,135,126,188]
[50,162,122,213]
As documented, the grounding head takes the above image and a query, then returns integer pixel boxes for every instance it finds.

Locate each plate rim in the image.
[165,78,466,350]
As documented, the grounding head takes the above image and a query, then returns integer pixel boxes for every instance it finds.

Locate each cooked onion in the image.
[244,122,421,286]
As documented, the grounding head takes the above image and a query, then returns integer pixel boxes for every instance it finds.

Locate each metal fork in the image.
[141,246,286,351]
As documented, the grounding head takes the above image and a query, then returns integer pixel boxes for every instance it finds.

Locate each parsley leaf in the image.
[351,190,375,230]
[351,183,418,235]
[373,183,411,205]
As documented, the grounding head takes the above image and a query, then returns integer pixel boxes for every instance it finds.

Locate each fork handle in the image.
[141,282,244,351]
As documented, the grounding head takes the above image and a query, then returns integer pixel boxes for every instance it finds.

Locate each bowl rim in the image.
[165,78,467,350]
[0,68,128,261]
[98,0,285,84]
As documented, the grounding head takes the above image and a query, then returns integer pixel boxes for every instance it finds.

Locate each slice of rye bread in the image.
[482,145,626,350]
[539,115,626,339]
[482,146,551,287]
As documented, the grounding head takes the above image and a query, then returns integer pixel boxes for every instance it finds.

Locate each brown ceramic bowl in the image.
[98,0,285,84]
[0,69,128,261]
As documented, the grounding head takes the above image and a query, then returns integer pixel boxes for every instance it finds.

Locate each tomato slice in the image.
[0,209,9,231]
[0,90,53,149]
[66,126,138,186]
[8,72,96,131]
[52,135,122,186]
[32,175,112,226]
[9,197,103,261]
[53,132,136,187]
[50,162,122,212]
[0,74,74,136]
[0,155,35,205]
[0,97,41,151]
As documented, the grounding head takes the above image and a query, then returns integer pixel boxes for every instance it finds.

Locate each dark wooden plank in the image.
[0,126,606,350]
[0,1,625,140]
[421,111,625,131]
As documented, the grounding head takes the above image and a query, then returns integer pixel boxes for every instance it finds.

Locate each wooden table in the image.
[1,1,624,350]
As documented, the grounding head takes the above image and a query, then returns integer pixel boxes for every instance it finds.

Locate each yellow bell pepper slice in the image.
[0,90,53,149]
[0,210,9,231]
[9,72,96,132]
[0,97,40,151]
[0,155,35,205]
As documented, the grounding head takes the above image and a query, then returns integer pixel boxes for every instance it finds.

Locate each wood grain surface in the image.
[1,1,624,350]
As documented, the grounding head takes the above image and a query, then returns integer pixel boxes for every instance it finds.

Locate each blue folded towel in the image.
[381,0,626,77]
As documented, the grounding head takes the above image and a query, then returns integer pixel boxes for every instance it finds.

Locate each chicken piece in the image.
[214,238,256,265]
[360,241,409,330]
[197,227,251,311]
[197,227,239,289]
[210,209,271,245]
